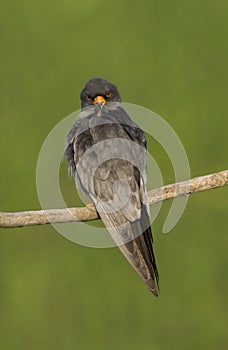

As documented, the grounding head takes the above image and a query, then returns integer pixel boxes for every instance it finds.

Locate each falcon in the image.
[64,78,159,296]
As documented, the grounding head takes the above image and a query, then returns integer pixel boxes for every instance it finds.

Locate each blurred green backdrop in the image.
[1,0,228,349]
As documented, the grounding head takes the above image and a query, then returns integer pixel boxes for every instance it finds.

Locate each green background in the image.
[1,1,227,349]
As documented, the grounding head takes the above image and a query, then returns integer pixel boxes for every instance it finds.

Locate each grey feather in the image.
[64,81,159,296]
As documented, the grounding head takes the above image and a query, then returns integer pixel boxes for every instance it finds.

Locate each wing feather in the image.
[64,103,159,295]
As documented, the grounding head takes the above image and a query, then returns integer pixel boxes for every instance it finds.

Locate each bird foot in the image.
[86,203,95,210]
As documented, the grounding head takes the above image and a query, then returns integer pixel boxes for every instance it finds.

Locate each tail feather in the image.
[96,199,159,296]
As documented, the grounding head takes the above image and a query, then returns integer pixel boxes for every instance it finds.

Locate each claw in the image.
[86,203,95,209]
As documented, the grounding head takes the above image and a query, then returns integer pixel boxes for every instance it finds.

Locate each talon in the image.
[86,203,95,209]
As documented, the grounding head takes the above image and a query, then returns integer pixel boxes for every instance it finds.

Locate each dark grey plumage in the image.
[64,78,159,296]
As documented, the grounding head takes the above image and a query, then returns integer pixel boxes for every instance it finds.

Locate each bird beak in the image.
[93,95,106,108]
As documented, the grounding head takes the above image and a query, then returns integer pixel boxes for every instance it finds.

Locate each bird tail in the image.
[97,200,159,296]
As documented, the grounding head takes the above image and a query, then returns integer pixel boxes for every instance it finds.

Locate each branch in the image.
[0,170,227,228]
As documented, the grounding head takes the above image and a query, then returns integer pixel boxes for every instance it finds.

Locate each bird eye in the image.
[106,91,111,98]
[86,95,92,100]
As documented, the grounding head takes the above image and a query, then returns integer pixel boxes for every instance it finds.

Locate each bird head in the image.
[80,78,121,109]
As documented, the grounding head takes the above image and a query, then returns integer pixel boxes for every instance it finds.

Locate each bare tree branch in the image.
[0,170,227,228]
